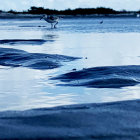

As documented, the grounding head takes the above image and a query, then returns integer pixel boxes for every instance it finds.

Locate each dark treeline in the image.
[26,7,118,15]
[1,7,140,15]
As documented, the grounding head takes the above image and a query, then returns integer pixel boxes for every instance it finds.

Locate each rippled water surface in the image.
[0,17,140,111]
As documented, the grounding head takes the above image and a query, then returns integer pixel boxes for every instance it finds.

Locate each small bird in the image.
[40,15,60,28]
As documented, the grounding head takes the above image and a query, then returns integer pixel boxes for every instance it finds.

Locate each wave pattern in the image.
[0,48,80,70]
[52,66,140,88]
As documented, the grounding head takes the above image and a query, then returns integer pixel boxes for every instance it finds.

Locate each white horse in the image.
[40,15,60,28]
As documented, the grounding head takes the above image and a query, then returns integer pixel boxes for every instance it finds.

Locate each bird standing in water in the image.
[40,15,60,28]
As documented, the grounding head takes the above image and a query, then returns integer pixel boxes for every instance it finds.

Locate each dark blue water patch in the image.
[19,25,47,27]
[51,65,140,88]
[0,100,140,139]
[0,48,80,70]
[0,39,50,45]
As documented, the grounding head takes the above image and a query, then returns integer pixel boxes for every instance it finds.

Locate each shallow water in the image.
[0,17,140,111]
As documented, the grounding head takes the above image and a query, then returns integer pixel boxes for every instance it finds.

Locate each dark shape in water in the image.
[0,39,49,45]
[100,20,103,24]
[19,25,46,27]
[51,65,140,88]
[0,48,80,70]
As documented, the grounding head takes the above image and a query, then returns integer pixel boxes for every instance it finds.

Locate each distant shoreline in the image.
[0,13,139,19]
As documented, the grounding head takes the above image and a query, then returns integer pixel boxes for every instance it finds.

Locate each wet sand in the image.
[0,100,140,139]
[52,65,140,88]
[0,47,80,70]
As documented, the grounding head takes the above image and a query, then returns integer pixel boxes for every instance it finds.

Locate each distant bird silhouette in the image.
[40,15,60,28]
[100,20,103,24]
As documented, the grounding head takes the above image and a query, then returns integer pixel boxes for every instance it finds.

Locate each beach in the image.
[0,100,140,139]
[0,16,140,139]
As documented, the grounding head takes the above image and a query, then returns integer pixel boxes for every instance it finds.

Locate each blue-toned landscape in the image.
[0,17,140,139]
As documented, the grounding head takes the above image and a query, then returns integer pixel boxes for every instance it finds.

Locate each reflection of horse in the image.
[40,15,60,28]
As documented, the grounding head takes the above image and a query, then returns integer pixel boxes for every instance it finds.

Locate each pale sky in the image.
[1,0,140,11]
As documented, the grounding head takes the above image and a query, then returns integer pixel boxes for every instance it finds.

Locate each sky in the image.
[1,0,140,11]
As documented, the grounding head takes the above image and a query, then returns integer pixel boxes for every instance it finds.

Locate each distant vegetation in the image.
[2,7,140,15]
[25,7,119,15]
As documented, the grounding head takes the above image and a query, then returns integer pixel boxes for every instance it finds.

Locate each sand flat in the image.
[0,100,140,139]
